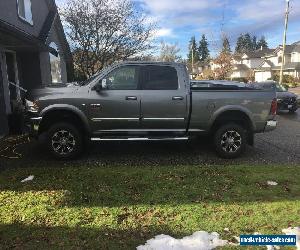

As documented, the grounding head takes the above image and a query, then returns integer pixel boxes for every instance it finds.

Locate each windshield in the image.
[276,84,287,92]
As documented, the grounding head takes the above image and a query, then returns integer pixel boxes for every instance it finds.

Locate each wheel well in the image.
[211,110,254,136]
[39,110,87,135]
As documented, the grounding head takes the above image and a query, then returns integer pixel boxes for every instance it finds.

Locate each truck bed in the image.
[189,88,276,133]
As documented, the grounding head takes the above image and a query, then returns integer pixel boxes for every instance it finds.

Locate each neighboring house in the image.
[0,0,73,136]
[255,41,300,82]
[231,48,275,79]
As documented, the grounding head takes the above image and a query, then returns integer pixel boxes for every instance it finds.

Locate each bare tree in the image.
[61,0,155,79]
[159,41,182,62]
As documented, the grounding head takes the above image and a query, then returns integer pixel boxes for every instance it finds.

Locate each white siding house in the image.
[230,48,274,80]
[254,41,300,82]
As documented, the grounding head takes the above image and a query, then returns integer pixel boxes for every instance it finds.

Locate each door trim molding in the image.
[91,137,189,141]
[142,118,185,121]
[96,129,186,132]
[91,118,139,122]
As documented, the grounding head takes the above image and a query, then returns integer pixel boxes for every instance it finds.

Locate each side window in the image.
[141,66,178,90]
[17,0,33,25]
[104,66,138,90]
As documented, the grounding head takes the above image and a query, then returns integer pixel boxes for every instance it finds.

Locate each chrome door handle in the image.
[90,103,101,108]
[172,96,184,100]
[126,96,137,100]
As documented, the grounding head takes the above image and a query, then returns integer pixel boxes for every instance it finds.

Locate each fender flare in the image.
[209,105,256,132]
[40,104,91,133]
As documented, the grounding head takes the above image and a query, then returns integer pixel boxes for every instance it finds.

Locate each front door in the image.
[89,65,141,134]
[139,65,188,134]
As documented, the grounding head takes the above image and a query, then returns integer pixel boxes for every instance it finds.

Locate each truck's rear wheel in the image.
[213,123,246,159]
[47,122,83,160]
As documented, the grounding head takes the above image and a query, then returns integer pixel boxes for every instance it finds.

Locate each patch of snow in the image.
[21,175,34,183]
[266,246,280,250]
[137,231,227,250]
[267,181,278,186]
[282,227,300,250]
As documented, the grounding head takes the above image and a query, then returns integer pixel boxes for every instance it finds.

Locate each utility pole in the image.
[279,0,290,85]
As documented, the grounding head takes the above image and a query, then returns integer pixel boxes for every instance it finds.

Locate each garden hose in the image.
[0,135,30,159]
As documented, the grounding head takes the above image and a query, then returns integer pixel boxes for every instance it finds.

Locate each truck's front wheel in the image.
[213,123,247,159]
[47,122,83,160]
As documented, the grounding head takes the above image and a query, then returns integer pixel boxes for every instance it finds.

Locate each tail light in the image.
[270,98,277,115]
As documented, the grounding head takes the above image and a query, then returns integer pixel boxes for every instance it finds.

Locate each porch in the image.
[0,20,58,134]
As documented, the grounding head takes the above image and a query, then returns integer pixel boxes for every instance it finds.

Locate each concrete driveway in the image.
[0,110,299,168]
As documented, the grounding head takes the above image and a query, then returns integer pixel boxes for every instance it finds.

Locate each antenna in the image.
[221,7,224,35]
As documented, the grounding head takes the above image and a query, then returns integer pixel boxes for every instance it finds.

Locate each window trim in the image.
[140,65,179,90]
[17,0,33,26]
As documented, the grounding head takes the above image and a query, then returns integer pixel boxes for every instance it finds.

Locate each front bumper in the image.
[277,100,298,111]
[264,120,277,132]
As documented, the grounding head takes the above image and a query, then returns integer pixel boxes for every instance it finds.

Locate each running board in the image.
[90,137,189,141]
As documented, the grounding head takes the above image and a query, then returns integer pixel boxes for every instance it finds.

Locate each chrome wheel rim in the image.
[51,130,76,155]
[220,130,242,153]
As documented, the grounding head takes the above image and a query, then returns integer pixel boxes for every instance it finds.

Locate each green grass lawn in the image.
[0,164,299,249]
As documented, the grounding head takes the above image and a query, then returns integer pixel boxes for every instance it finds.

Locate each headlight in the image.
[276,98,282,102]
[25,99,39,113]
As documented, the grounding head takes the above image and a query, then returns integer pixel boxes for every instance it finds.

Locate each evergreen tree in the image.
[221,35,231,54]
[188,36,200,63]
[198,34,210,61]
[235,34,244,54]
[235,33,261,54]
[243,33,253,52]
[257,36,268,49]
[252,35,257,51]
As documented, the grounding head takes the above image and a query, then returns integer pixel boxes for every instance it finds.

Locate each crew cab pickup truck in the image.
[25,62,277,159]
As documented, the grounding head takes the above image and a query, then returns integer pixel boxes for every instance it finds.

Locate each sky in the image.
[55,0,300,58]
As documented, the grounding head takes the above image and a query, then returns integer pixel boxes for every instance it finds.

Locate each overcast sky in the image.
[55,0,300,57]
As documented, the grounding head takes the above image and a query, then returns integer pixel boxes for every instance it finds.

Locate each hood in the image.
[276,91,297,99]
[27,83,80,100]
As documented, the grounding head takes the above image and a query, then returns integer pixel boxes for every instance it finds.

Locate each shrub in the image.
[269,74,297,84]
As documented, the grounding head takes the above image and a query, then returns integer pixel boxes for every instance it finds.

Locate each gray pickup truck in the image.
[25,62,277,159]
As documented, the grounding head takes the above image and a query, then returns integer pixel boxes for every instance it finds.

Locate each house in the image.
[231,48,275,79]
[208,48,274,80]
[255,41,300,82]
[0,0,73,136]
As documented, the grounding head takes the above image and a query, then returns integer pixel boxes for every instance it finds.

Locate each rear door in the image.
[139,65,188,133]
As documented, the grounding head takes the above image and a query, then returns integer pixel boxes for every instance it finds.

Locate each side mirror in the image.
[92,79,107,92]
[92,84,102,92]
[101,79,107,89]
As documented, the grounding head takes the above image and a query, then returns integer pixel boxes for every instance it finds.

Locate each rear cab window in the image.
[141,65,178,90]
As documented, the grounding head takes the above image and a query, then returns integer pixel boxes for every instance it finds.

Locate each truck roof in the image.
[114,61,185,67]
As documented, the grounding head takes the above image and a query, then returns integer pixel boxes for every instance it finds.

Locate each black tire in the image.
[213,123,247,159]
[47,122,83,160]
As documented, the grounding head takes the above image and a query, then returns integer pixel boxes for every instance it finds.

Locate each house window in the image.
[17,0,33,24]
[49,43,62,84]
[278,56,282,64]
